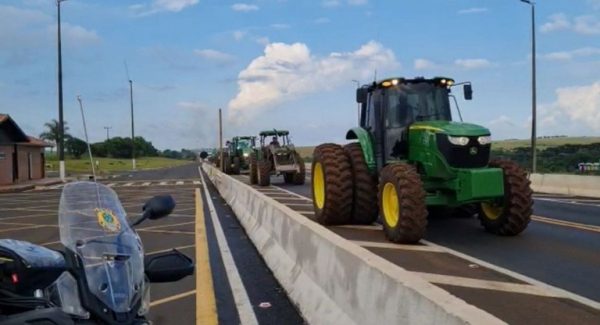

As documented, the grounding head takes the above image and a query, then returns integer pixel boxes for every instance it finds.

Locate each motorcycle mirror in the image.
[130,195,176,227]
[145,249,195,283]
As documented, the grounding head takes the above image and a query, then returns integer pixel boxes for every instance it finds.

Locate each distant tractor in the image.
[249,130,305,186]
[222,136,256,175]
[311,76,533,244]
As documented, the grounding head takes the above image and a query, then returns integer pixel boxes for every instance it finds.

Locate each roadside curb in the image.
[0,180,65,193]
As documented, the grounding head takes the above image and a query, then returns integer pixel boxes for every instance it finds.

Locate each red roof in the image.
[26,136,54,147]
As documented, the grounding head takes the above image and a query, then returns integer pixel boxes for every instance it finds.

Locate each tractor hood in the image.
[409,121,490,137]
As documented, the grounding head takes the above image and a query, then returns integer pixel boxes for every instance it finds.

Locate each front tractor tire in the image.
[222,153,233,174]
[233,157,241,175]
[477,159,533,236]
[249,153,258,185]
[312,144,353,225]
[343,143,378,225]
[378,163,428,244]
[292,152,306,185]
[257,159,271,186]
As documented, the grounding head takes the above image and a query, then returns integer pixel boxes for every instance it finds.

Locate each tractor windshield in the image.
[385,83,452,127]
[237,139,251,149]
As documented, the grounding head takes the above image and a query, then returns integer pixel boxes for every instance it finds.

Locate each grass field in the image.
[295,136,600,158]
[45,157,192,173]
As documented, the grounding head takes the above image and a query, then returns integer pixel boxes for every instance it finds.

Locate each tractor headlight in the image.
[447,136,469,146]
[478,136,492,145]
[243,153,249,157]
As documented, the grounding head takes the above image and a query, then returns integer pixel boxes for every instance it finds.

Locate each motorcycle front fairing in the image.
[57,181,149,324]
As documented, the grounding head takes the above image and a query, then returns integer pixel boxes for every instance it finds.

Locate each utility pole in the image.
[218,109,223,171]
[57,0,68,181]
[129,79,136,170]
[104,126,112,157]
[352,79,360,122]
[521,0,537,173]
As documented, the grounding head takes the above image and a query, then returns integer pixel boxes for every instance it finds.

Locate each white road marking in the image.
[107,183,116,187]
[159,181,168,186]
[351,240,443,253]
[284,203,313,207]
[412,272,562,298]
[123,182,134,187]
[335,224,383,231]
[535,197,600,207]
[142,182,151,186]
[198,167,259,325]
[267,196,311,201]
[176,181,184,185]
[421,240,600,310]
[193,180,201,185]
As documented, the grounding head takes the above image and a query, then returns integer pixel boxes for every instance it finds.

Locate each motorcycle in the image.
[0,181,195,324]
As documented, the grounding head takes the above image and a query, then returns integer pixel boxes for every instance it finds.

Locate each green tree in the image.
[65,136,88,159]
[39,119,70,154]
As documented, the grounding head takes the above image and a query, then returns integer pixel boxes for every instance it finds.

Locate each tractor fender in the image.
[345,127,376,172]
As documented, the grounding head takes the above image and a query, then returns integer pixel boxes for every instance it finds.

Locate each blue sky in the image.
[1,0,599,150]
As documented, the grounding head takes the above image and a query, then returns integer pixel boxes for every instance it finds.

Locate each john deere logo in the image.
[469,147,478,155]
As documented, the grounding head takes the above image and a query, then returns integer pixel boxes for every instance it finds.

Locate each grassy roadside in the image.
[45,157,193,174]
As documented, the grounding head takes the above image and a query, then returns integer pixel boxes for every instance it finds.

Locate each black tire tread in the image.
[249,153,258,184]
[292,152,306,185]
[343,143,378,224]
[258,159,271,186]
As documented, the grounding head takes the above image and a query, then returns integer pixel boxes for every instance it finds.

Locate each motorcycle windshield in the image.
[58,181,145,314]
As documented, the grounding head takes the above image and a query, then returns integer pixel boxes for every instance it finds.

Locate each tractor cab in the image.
[356,77,473,164]
[230,136,256,156]
[258,130,293,155]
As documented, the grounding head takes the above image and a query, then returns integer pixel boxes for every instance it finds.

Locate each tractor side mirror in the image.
[356,88,367,104]
[464,84,473,100]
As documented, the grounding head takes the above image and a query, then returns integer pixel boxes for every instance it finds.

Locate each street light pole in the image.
[57,0,68,181]
[104,126,112,157]
[129,79,136,170]
[521,0,537,173]
[352,79,360,123]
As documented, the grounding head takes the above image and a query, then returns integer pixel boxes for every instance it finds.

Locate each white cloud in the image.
[231,3,260,12]
[314,18,330,24]
[270,24,290,29]
[589,0,600,9]
[136,0,199,16]
[254,37,270,45]
[226,40,398,125]
[178,102,208,110]
[454,59,491,69]
[458,8,488,14]
[540,47,600,61]
[322,0,340,7]
[0,5,100,55]
[549,81,600,130]
[414,59,437,70]
[233,30,247,41]
[195,49,235,63]
[541,13,600,35]
[348,0,368,5]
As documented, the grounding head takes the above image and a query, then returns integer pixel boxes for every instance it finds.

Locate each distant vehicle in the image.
[249,129,305,186]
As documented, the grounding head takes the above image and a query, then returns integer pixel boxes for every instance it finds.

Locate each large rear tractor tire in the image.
[292,152,306,185]
[343,143,378,225]
[233,157,241,175]
[222,153,232,174]
[257,159,271,186]
[477,159,533,236]
[378,163,428,244]
[249,153,258,185]
[312,143,353,225]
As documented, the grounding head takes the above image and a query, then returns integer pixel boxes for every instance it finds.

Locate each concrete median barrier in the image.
[201,163,505,325]
[529,173,600,197]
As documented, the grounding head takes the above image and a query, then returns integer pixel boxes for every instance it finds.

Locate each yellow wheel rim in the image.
[480,202,503,220]
[382,183,399,228]
[313,162,325,209]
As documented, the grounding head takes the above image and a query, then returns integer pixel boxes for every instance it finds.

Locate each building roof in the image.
[26,136,54,147]
[0,113,54,147]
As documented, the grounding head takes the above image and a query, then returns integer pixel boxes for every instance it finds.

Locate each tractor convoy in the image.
[209,76,533,245]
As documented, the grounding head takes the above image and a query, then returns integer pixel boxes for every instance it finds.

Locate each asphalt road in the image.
[0,163,305,325]
[273,175,600,303]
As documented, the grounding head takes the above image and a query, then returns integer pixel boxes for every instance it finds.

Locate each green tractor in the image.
[311,76,533,244]
[249,130,305,186]
[221,136,256,175]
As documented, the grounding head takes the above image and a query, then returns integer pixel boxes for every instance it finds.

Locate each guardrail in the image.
[529,173,600,197]
[201,163,504,325]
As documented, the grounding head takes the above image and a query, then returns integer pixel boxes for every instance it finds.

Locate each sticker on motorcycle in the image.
[95,208,121,232]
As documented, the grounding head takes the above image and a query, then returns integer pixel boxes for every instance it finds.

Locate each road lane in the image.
[232,173,600,324]
[0,164,306,325]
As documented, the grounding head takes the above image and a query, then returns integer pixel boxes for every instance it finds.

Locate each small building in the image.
[0,114,54,185]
